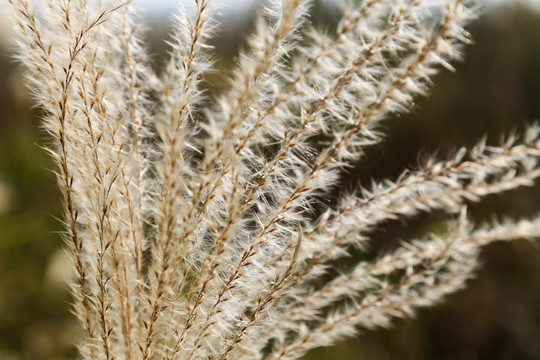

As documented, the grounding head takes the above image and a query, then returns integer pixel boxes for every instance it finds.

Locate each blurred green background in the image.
[1,1,540,359]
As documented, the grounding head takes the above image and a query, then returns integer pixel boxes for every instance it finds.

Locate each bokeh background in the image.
[1,0,540,359]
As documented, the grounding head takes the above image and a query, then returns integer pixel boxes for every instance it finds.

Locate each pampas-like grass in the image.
[6,0,540,359]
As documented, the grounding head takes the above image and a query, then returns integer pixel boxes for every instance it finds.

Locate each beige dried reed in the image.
[6,0,540,359]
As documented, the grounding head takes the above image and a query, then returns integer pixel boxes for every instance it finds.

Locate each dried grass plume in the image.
[6,0,540,359]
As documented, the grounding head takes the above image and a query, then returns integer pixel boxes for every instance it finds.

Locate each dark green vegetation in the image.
[0,41,79,359]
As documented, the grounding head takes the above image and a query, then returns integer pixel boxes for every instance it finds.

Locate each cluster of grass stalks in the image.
[5,0,540,359]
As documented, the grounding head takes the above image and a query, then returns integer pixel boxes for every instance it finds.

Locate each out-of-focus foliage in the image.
[0,1,539,359]
[0,29,79,360]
